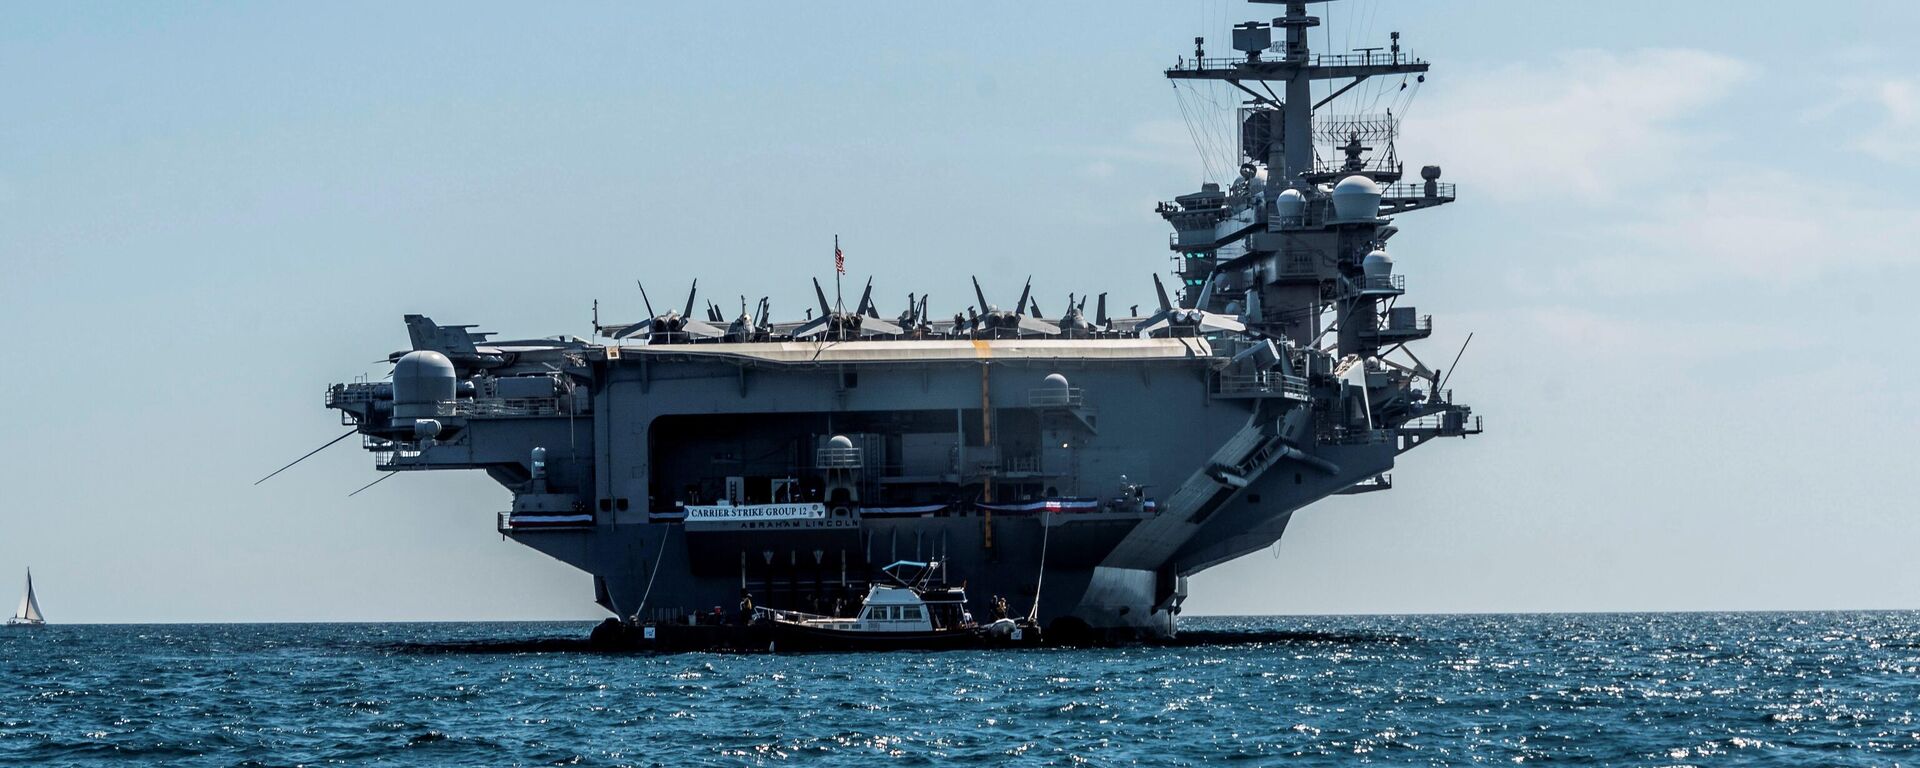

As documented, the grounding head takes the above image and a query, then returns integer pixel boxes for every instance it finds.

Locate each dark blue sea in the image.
[4,613,1919,766]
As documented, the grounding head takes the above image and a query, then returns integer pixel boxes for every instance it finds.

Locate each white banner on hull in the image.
[684,502,827,521]
[683,502,830,530]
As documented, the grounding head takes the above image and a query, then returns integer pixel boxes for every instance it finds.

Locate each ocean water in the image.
[3,613,1919,766]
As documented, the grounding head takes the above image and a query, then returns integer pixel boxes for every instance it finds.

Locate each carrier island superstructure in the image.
[322,0,1481,641]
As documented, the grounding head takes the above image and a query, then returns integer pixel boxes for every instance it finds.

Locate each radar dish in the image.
[1240,108,1279,162]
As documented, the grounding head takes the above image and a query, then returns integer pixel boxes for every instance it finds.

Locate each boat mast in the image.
[1165,0,1430,190]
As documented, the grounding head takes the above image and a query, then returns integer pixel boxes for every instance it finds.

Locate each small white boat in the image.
[7,568,45,627]
[756,561,1039,651]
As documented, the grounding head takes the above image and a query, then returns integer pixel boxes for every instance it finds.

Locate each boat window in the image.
[902,606,923,621]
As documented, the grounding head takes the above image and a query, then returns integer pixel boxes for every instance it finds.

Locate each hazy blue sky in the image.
[4,1,1917,622]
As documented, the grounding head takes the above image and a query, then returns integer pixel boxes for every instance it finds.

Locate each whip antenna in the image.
[1437,332,1473,393]
[347,471,399,498]
[255,429,357,486]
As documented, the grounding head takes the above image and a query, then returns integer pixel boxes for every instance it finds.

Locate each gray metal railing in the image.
[1326,428,1394,445]
[1379,314,1432,333]
[1029,387,1085,408]
[1273,206,1330,230]
[325,383,382,407]
[1399,412,1485,435]
[1395,314,1433,332]
[816,447,863,468]
[1217,372,1310,400]
[1170,51,1422,72]
[330,386,566,419]
[1383,182,1456,200]
[455,398,563,418]
[1359,274,1406,291]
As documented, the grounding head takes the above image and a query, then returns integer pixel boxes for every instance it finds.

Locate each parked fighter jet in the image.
[895,293,934,338]
[1134,273,1246,336]
[597,281,725,343]
[392,315,586,372]
[724,297,773,342]
[960,277,1061,337]
[1053,293,1109,338]
[793,277,904,340]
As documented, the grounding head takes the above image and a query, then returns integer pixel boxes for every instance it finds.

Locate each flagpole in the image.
[834,234,843,313]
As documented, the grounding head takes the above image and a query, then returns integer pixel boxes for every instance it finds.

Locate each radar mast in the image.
[1165,0,1429,188]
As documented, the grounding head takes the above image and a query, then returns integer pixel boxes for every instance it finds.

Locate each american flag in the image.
[834,235,845,275]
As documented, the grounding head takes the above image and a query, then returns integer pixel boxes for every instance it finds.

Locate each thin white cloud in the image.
[1402,49,1752,203]
[1514,168,1920,296]
[1847,77,1920,165]
[1397,48,1919,296]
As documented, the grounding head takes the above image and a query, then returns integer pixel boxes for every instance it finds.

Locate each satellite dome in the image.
[1361,249,1394,278]
[1330,175,1382,222]
[394,350,454,386]
[828,435,854,449]
[1275,188,1306,220]
[1043,373,1070,390]
[392,350,456,419]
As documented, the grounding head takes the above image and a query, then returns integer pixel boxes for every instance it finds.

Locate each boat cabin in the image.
[759,559,977,636]
[855,585,934,631]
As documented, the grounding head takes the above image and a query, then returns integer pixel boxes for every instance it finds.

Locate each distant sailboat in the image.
[8,569,44,627]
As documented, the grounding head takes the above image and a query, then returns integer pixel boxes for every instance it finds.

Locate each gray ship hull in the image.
[512,442,1388,640]
[477,347,1404,639]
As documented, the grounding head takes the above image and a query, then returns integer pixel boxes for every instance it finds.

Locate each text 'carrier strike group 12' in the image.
[315,0,1483,644]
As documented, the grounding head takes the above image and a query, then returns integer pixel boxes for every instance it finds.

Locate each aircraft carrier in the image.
[320,0,1481,642]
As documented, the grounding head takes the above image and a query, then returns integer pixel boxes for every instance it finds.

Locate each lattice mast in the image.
[1166,0,1427,190]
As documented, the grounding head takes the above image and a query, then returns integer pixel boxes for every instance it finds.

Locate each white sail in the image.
[14,570,42,623]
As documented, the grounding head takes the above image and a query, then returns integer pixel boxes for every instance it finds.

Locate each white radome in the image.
[1330,175,1383,222]
[1275,188,1307,220]
[1362,249,1394,278]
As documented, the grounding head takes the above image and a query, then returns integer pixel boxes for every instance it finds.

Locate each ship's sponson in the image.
[600,337,1216,365]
